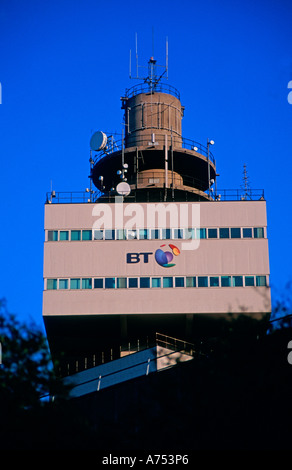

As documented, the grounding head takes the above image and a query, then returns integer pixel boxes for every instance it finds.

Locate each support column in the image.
[185,314,194,341]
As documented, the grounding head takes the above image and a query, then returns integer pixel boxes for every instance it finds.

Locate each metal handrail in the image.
[45,187,265,204]
[93,133,215,166]
[155,332,194,354]
[59,333,194,377]
[124,82,180,100]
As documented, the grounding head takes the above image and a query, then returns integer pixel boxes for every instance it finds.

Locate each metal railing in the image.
[155,333,195,355]
[214,188,265,201]
[93,132,215,166]
[46,191,98,204]
[46,187,265,204]
[59,333,195,377]
[124,82,181,100]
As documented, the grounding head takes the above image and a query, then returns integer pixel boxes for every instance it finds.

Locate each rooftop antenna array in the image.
[129,32,169,93]
[241,163,251,199]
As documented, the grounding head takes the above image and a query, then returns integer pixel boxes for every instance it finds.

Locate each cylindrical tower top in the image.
[121,86,184,149]
[121,53,185,148]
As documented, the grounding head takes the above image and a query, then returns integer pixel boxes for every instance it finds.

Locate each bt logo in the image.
[126,252,153,264]
[126,244,180,268]
[154,244,180,267]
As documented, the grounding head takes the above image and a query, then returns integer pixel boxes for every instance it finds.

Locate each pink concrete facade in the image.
[42,200,271,317]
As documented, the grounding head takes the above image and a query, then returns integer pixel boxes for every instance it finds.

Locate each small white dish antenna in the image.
[116,182,131,196]
[90,131,107,151]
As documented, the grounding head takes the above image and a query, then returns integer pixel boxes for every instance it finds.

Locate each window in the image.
[231,228,241,239]
[243,228,252,238]
[127,230,138,240]
[139,229,148,240]
[175,277,185,287]
[94,229,104,240]
[254,227,264,239]
[245,276,255,287]
[116,229,126,240]
[151,277,161,288]
[82,278,92,289]
[70,278,80,289]
[198,276,208,287]
[47,279,57,290]
[163,277,173,288]
[173,228,183,239]
[186,276,196,287]
[140,277,150,288]
[105,229,115,240]
[59,230,69,241]
[210,276,219,287]
[71,230,81,241]
[149,177,160,184]
[196,228,206,239]
[256,275,267,287]
[82,230,92,241]
[59,279,68,289]
[128,278,138,288]
[184,228,195,239]
[105,277,115,289]
[208,228,218,239]
[219,228,229,239]
[94,278,103,289]
[162,228,171,239]
[221,276,231,287]
[48,230,58,241]
[151,229,160,239]
[117,277,127,288]
[232,276,243,287]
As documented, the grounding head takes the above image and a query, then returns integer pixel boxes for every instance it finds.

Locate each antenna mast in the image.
[241,163,251,199]
[129,33,169,93]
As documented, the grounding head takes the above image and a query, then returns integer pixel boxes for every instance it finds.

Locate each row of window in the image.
[46,274,268,290]
[47,226,265,242]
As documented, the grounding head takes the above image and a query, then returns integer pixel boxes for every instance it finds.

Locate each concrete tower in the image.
[43,49,271,376]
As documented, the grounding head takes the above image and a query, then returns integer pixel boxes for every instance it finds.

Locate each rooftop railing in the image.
[46,188,265,204]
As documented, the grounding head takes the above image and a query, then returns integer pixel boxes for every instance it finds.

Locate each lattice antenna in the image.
[241,163,251,199]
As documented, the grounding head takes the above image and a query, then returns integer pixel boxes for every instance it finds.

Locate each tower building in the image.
[42,49,271,374]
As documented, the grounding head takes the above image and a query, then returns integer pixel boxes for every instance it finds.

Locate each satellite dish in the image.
[90,131,107,151]
[116,182,131,196]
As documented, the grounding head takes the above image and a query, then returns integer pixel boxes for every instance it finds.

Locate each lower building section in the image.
[44,310,267,376]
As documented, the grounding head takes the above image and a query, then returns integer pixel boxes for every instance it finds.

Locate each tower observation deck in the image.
[90,56,216,202]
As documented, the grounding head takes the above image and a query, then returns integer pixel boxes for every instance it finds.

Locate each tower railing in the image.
[92,132,215,166]
[124,82,180,100]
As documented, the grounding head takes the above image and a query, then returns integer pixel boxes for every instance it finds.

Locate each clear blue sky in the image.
[0,0,291,330]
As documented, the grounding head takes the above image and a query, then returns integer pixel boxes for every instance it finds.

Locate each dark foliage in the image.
[1,296,292,451]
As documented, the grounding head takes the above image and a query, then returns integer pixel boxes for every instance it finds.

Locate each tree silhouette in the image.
[0,298,93,449]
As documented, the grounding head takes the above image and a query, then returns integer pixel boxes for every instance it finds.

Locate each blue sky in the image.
[0,0,291,330]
